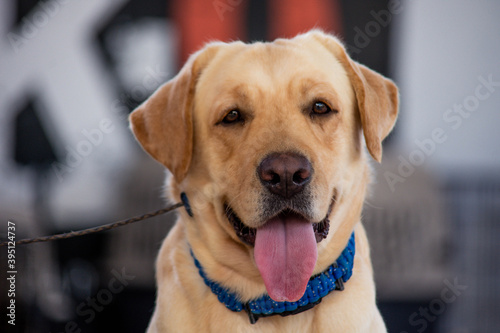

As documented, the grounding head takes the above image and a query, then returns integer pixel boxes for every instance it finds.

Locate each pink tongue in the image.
[254,215,317,302]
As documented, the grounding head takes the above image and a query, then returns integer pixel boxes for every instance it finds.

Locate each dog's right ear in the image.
[129,45,221,182]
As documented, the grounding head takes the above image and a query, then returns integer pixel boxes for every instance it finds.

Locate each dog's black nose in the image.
[257,152,312,198]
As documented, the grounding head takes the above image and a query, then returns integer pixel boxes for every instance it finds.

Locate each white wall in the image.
[0,0,175,227]
[392,0,500,176]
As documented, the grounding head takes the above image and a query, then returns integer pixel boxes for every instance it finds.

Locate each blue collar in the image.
[191,232,355,324]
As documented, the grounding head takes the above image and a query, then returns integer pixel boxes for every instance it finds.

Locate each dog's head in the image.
[130,30,398,302]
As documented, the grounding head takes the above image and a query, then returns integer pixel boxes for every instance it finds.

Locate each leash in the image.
[0,202,183,247]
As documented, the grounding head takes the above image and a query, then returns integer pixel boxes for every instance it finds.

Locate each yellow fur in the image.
[130,30,398,332]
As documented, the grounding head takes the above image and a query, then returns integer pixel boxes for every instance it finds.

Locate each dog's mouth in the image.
[224,196,335,247]
[224,195,336,302]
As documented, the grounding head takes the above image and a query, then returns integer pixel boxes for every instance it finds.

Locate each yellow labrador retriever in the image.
[130,30,398,332]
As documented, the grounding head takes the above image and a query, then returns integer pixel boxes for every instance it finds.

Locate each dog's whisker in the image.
[363,200,384,210]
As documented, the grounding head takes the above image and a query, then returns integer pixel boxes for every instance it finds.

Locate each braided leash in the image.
[0,202,183,247]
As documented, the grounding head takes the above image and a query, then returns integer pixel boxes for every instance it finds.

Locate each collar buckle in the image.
[332,263,345,291]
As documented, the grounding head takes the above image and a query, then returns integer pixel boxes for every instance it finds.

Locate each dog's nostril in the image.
[292,169,310,185]
[270,173,281,186]
[260,170,281,185]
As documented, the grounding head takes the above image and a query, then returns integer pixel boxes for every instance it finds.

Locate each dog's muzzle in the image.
[225,151,335,246]
[225,197,334,246]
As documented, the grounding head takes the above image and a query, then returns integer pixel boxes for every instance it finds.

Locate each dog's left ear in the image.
[310,31,399,162]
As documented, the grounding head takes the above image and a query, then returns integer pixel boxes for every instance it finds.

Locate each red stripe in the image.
[171,0,248,65]
[268,0,342,39]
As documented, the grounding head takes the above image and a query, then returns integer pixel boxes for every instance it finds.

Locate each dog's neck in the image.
[190,232,355,324]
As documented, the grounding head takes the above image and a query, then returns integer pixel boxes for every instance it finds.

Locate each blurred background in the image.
[0,0,499,332]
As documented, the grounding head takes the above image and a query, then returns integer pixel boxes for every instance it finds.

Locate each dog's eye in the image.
[311,101,333,115]
[222,110,242,124]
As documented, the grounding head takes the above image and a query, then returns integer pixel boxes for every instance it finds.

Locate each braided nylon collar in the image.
[191,232,355,324]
